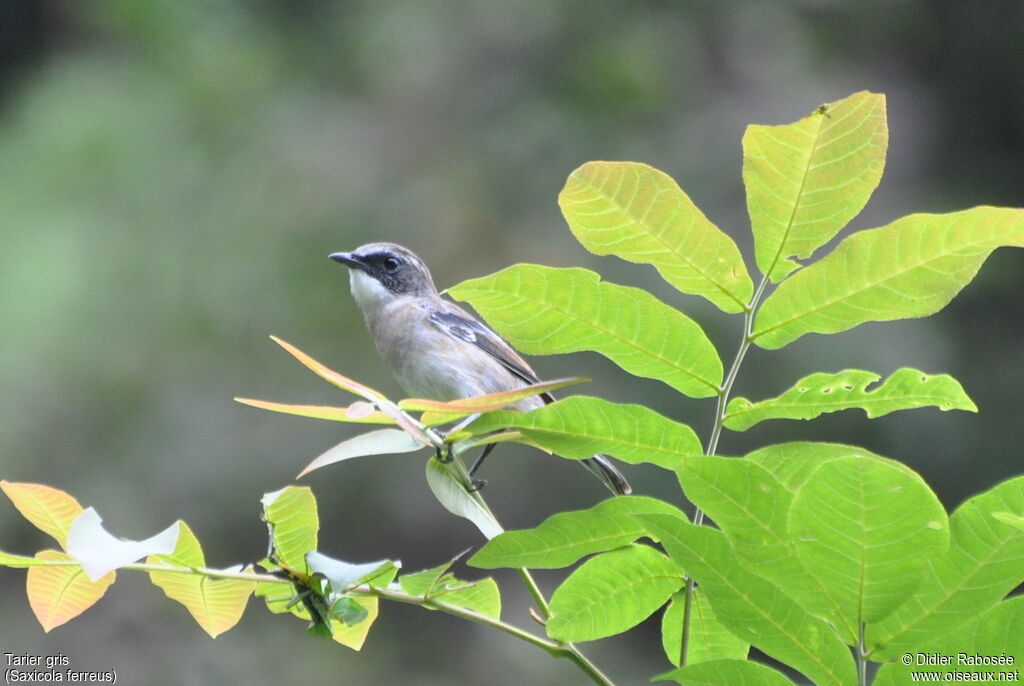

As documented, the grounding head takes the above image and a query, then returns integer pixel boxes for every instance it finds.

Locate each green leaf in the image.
[1,481,84,550]
[655,659,796,686]
[434,577,502,620]
[992,511,1024,532]
[870,475,1024,659]
[638,514,856,686]
[724,368,977,431]
[744,91,887,282]
[66,508,180,581]
[331,596,369,626]
[298,428,427,478]
[330,596,378,650]
[745,441,868,491]
[399,559,462,597]
[449,265,723,398]
[874,596,1024,685]
[789,455,949,637]
[753,207,1024,349]
[547,544,683,642]
[262,486,319,574]
[425,459,503,540]
[147,522,255,638]
[26,550,116,632]
[470,496,684,570]
[673,456,824,614]
[558,161,753,313]
[661,590,749,668]
[469,396,702,470]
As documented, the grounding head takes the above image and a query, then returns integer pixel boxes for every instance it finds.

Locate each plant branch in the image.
[681,273,772,666]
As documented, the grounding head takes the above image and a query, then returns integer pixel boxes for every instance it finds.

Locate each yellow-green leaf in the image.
[753,207,1024,348]
[1,481,84,550]
[744,91,887,281]
[262,487,319,574]
[147,522,255,638]
[331,596,378,650]
[559,161,753,313]
[26,550,115,632]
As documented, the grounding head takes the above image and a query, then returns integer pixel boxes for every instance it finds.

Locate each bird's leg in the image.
[434,412,484,464]
[467,443,497,491]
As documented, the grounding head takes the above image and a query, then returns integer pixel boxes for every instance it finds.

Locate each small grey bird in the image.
[329,242,631,495]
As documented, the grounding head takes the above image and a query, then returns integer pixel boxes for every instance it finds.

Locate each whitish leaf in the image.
[449,265,723,397]
[1,481,84,549]
[790,455,949,636]
[261,486,319,574]
[147,522,255,638]
[547,545,683,642]
[724,368,977,431]
[298,429,427,478]
[470,496,684,569]
[870,475,1024,659]
[470,395,702,470]
[638,515,856,686]
[661,590,749,668]
[26,550,116,632]
[744,91,887,282]
[306,552,398,590]
[233,398,395,425]
[753,207,1024,349]
[425,459,502,540]
[655,659,796,686]
[559,161,753,312]
[66,508,179,581]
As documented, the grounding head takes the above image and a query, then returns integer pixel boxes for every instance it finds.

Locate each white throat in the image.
[348,269,395,316]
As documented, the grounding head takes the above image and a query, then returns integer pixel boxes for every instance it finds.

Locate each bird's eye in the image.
[383,257,401,272]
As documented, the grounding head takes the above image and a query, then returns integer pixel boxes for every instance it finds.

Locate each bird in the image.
[329,242,631,495]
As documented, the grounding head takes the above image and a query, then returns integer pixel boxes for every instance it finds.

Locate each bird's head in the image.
[329,242,437,312]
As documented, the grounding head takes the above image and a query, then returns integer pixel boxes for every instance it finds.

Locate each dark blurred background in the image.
[1,1,1022,684]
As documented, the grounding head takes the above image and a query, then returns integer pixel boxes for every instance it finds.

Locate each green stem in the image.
[439,450,610,684]
[857,622,868,686]
[681,274,772,667]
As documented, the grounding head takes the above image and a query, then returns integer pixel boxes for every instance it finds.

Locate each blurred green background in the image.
[2,1,1022,683]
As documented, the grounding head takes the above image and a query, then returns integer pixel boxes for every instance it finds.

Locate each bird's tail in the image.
[581,454,631,496]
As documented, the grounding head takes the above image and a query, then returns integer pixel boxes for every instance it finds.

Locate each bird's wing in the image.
[426,301,543,388]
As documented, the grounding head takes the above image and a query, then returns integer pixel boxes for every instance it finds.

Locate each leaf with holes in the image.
[723,368,976,431]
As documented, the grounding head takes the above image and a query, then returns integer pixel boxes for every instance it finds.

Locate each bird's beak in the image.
[329,252,364,270]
